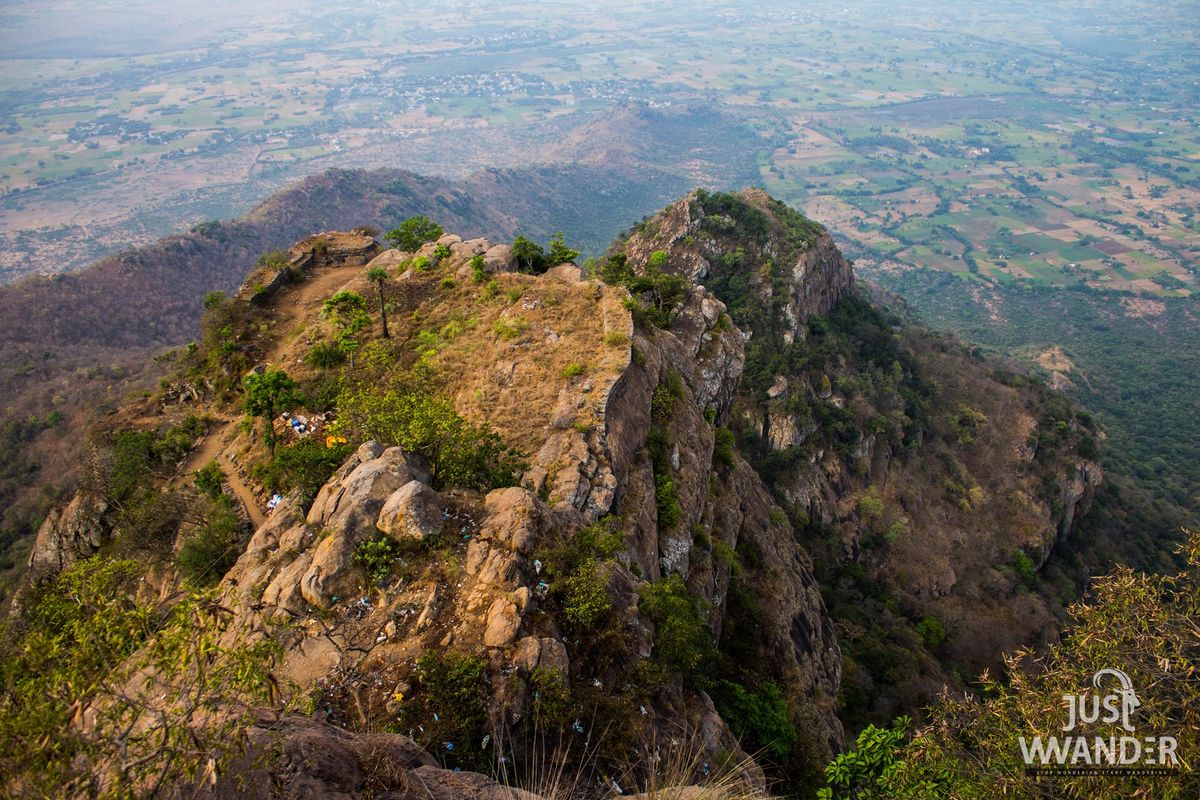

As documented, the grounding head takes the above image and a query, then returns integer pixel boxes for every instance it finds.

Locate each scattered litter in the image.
[591,677,602,688]
[481,734,491,749]
[639,705,647,716]
[572,719,585,734]
[444,742,455,751]
[433,712,439,722]
[533,559,543,575]
[534,581,550,600]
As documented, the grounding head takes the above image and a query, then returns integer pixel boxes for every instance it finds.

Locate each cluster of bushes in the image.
[819,531,1200,798]
[597,251,688,329]
[0,557,284,796]
[334,364,524,491]
[250,437,354,508]
[511,232,579,274]
[181,290,263,402]
[397,650,490,771]
[91,415,210,552]
[175,493,243,587]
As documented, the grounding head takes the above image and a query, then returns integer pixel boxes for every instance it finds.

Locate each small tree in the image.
[385,215,444,251]
[321,290,371,351]
[243,368,300,455]
[366,266,391,338]
[511,235,547,273]
[547,231,580,265]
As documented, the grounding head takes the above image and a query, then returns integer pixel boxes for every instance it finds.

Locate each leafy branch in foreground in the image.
[0,557,286,799]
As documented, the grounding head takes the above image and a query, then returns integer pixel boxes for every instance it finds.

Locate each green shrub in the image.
[353,534,406,588]
[1009,549,1036,585]
[538,518,623,632]
[915,615,946,648]
[817,717,910,800]
[561,559,611,628]
[305,341,346,369]
[654,472,683,530]
[335,368,524,490]
[638,574,714,680]
[492,316,528,340]
[469,255,488,283]
[714,427,735,467]
[250,438,353,508]
[439,277,456,289]
[604,331,629,347]
[858,487,885,519]
[946,404,987,445]
[193,461,225,499]
[403,650,489,770]
[176,499,243,586]
[528,666,572,730]
[712,538,740,573]
[385,215,443,251]
[433,243,452,261]
[562,362,585,378]
[598,253,634,286]
[714,680,797,763]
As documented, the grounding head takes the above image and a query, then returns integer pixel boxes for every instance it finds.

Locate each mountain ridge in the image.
[11,189,1107,797]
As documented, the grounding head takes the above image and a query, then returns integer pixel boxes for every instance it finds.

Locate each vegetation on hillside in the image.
[819,531,1200,799]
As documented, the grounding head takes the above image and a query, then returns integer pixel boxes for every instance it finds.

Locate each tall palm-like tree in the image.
[366,266,390,338]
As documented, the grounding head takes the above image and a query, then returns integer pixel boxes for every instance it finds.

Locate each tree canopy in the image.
[385,215,444,252]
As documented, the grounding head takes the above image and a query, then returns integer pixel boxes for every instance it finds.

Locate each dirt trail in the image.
[177,260,367,529]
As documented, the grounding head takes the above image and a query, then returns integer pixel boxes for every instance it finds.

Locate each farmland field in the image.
[1,0,1195,296]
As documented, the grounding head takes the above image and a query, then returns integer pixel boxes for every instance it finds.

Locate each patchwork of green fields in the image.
[0,0,1196,291]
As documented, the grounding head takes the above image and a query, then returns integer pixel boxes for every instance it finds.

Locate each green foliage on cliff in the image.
[712,679,798,764]
[401,650,489,771]
[638,573,715,681]
[538,518,622,632]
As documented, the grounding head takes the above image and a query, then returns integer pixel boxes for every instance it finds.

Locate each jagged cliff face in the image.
[18,188,1103,795]
[616,189,1102,724]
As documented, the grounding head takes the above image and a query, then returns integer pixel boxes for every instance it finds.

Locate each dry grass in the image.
[488,724,774,800]
[394,268,632,456]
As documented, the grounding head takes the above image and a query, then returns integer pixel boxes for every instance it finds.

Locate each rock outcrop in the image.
[26,491,107,572]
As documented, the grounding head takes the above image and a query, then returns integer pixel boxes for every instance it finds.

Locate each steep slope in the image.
[610,190,1101,728]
